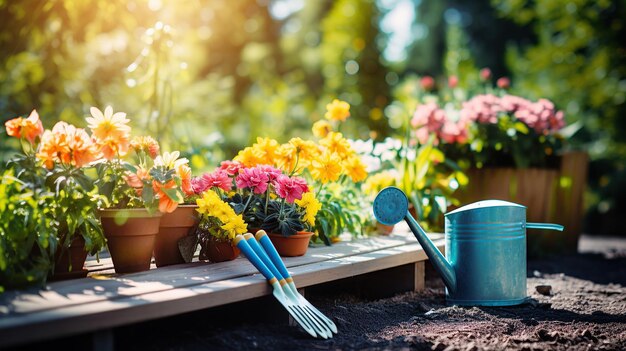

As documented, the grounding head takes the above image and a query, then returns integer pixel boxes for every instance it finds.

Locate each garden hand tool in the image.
[233,235,320,338]
[373,186,564,306]
[254,230,338,334]
[242,233,332,339]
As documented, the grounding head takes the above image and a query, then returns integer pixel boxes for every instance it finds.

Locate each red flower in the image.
[420,76,435,91]
[497,77,510,89]
[480,68,492,81]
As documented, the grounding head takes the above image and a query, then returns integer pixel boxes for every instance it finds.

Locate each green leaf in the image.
[162,187,184,203]
[142,184,154,205]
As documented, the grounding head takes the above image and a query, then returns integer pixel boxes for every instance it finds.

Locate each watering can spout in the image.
[405,213,458,292]
[373,187,457,293]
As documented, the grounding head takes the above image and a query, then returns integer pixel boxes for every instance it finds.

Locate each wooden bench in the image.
[0,226,443,350]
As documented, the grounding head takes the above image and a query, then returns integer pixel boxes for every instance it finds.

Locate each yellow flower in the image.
[325,99,350,122]
[295,192,322,226]
[220,213,248,239]
[196,190,222,215]
[312,120,332,138]
[252,137,280,165]
[320,132,352,159]
[289,138,320,168]
[197,190,248,240]
[275,143,298,174]
[363,170,398,196]
[310,151,342,183]
[234,146,263,167]
[342,155,368,183]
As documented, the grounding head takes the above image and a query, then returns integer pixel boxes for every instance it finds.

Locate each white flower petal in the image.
[104,106,113,119]
[90,107,104,121]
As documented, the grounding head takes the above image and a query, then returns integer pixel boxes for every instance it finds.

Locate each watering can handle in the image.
[526,222,564,231]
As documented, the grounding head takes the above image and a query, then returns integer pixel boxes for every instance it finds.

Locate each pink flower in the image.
[448,75,458,88]
[420,76,435,91]
[201,169,233,192]
[500,95,530,112]
[411,103,446,145]
[219,160,243,176]
[460,94,501,124]
[236,166,270,194]
[191,176,210,195]
[257,165,283,185]
[480,68,492,81]
[274,174,308,203]
[497,77,510,89]
[440,120,469,144]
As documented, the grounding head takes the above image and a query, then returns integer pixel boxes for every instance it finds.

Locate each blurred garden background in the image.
[1,0,625,236]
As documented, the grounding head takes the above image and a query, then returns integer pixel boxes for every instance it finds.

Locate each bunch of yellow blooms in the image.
[295,191,322,227]
[196,189,248,240]
[233,99,367,186]
[362,170,399,198]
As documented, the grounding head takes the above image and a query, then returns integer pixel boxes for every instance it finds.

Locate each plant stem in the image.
[242,193,253,214]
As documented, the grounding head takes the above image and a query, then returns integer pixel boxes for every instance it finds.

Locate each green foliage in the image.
[46,165,106,258]
[0,170,57,292]
[257,200,305,237]
[314,184,372,245]
[492,0,626,233]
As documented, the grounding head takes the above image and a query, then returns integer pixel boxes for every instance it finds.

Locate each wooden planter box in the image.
[455,151,589,257]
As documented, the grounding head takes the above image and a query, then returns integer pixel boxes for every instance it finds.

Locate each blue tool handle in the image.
[256,230,291,280]
[233,235,276,283]
[244,233,285,281]
[526,222,564,231]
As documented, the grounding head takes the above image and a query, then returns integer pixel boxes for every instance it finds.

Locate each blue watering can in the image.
[373,187,564,306]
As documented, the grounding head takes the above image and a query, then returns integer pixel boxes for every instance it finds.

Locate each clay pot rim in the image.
[98,208,163,218]
[175,204,199,209]
[268,231,314,240]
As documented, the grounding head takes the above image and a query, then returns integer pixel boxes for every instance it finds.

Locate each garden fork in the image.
[253,230,338,335]
[233,235,325,338]
[242,233,333,339]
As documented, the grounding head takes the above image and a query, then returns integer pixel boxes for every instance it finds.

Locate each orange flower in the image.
[130,135,160,159]
[5,109,44,144]
[86,106,131,159]
[37,122,99,169]
[324,99,350,122]
[177,163,194,197]
[153,180,179,213]
[123,167,150,196]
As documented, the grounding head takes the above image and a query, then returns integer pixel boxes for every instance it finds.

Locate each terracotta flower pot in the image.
[154,205,199,267]
[99,208,162,274]
[376,222,395,236]
[50,236,88,281]
[268,231,313,257]
[202,237,240,263]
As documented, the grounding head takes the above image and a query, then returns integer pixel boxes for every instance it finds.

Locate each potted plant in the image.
[88,106,185,273]
[237,165,320,257]
[2,110,106,283]
[231,99,372,246]
[147,145,198,268]
[194,188,247,262]
[36,120,106,279]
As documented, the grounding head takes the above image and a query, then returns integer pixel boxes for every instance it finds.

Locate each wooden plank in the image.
[0,230,443,348]
[0,232,421,317]
[414,261,425,292]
